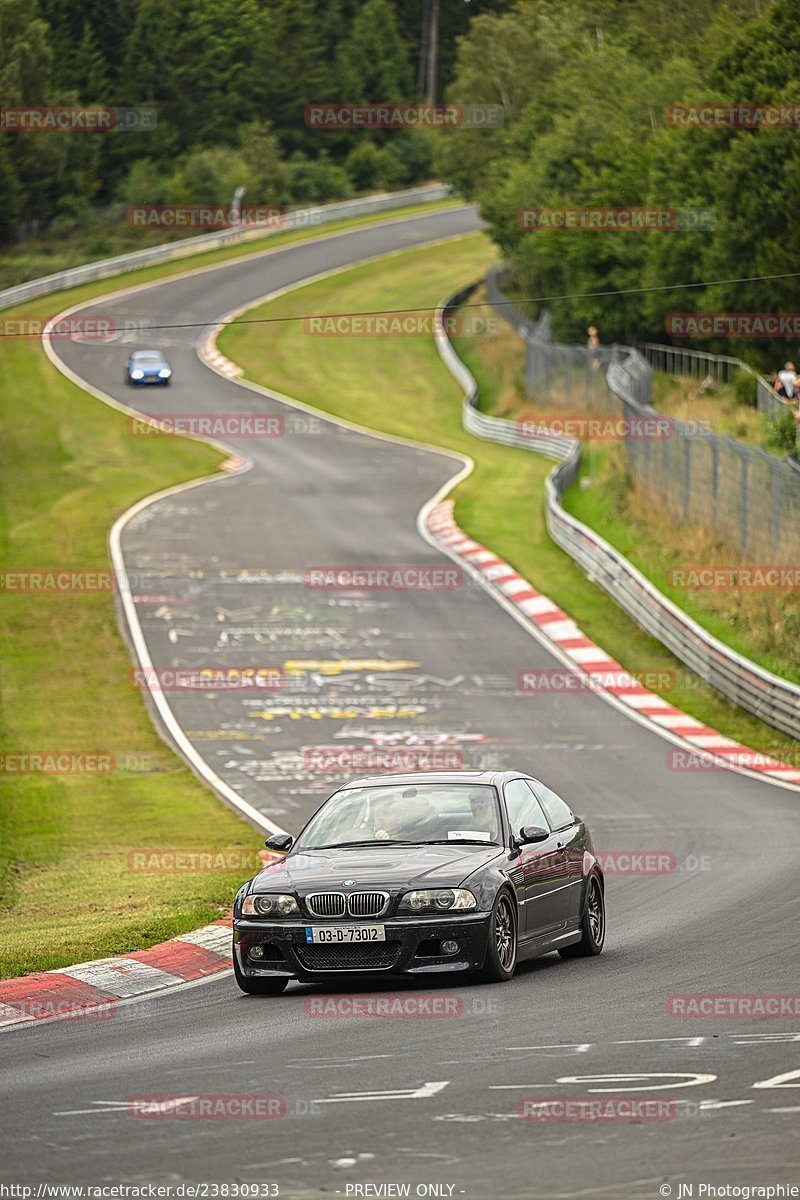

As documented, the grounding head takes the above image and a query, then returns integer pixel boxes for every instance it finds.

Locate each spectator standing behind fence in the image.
[587,325,601,369]
[771,371,788,399]
[777,361,797,401]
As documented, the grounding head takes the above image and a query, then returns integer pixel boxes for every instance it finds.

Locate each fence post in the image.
[683,436,692,520]
[739,450,749,555]
[710,439,718,531]
[771,462,781,557]
[662,433,669,505]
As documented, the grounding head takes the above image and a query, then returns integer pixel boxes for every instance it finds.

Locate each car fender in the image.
[582,849,604,884]
[461,859,522,913]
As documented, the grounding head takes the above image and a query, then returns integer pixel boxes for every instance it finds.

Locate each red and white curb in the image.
[0,922,232,1028]
[199,326,242,378]
[426,499,800,787]
[0,852,284,1027]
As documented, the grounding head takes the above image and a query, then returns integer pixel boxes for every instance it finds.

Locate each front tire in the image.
[476,892,517,983]
[233,951,288,995]
[559,874,604,958]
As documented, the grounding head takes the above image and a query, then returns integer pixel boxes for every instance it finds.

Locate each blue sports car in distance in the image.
[124,349,172,385]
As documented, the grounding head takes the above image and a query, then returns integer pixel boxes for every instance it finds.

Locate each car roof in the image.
[131,349,165,359]
[330,770,525,791]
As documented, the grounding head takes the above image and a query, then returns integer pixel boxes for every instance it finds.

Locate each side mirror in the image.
[515,825,550,846]
[265,833,293,853]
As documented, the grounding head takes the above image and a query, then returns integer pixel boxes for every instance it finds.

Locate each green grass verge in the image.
[459,292,799,689]
[0,197,459,980]
[218,235,799,759]
[0,323,262,978]
[561,447,800,686]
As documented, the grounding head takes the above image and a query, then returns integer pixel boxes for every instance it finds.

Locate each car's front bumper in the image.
[233,913,491,982]
[128,372,169,384]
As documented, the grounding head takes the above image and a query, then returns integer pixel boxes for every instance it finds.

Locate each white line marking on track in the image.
[753,1068,800,1088]
[316,1081,449,1104]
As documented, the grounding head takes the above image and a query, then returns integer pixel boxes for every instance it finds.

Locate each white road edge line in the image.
[195,257,800,795]
[0,969,235,1035]
[39,210,474,837]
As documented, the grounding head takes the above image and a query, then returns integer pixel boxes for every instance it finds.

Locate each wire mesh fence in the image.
[485,268,800,563]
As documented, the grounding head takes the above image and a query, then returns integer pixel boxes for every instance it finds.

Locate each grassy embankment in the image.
[218,235,800,758]
[456,286,800,686]
[0,198,461,978]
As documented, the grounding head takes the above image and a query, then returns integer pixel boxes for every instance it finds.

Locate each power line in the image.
[3,269,800,338]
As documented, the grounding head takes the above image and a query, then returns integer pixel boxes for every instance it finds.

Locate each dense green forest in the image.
[434,0,799,360]
[0,0,510,243]
[1,0,797,363]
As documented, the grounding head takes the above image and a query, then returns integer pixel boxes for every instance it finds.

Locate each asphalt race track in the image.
[2,208,797,1198]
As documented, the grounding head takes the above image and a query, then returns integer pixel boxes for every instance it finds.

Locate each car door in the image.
[527,779,583,925]
[502,778,569,940]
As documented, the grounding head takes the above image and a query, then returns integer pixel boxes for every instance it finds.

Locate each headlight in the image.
[242,893,299,917]
[398,888,477,914]
[158,368,171,378]
[130,369,144,379]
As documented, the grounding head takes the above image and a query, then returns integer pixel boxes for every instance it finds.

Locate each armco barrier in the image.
[0,185,452,311]
[436,286,800,741]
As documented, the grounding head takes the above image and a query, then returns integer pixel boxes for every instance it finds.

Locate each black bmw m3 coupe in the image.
[232,770,605,994]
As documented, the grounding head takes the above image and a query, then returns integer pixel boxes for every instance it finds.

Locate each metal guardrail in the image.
[440,285,575,463]
[486,270,800,562]
[0,185,452,311]
[638,342,751,386]
[437,286,800,741]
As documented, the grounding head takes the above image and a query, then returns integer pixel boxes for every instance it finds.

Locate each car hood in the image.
[251,844,501,893]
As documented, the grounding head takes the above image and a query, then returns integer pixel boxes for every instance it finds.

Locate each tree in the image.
[336,0,414,104]
[250,0,332,153]
[70,23,109,102]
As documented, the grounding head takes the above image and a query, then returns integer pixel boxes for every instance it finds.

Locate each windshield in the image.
[294,783,502,851]
[132,351,163,361]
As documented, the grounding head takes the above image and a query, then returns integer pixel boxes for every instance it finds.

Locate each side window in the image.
[503,778,549,837]
[528,780,574,832]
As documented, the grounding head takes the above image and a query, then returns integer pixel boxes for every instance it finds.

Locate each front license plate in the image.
[305,925,386,944]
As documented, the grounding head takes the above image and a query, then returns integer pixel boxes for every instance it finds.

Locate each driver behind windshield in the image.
[468,790,500,840]
[373,787,439,841]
